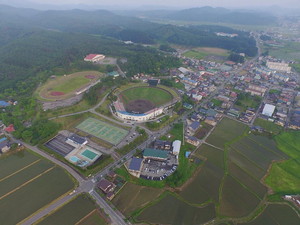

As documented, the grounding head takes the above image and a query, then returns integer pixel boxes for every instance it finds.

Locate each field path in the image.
[0,159,41,182]
[0,166,55,201]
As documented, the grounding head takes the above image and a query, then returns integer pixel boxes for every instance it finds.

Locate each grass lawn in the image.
[254,118,283,134]
[120,86,173,107]
[0,149,75,225]
[38,194,108,225]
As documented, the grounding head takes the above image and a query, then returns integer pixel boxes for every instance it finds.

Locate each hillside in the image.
[166,7,277,25]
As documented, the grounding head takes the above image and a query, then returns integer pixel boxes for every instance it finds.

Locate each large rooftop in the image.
[143,148,168,159]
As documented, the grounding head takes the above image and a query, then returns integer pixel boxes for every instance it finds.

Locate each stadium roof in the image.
[143,148,168,159]
[128,157,143,171]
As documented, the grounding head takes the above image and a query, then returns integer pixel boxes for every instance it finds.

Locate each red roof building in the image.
[5,124,15,133]
[84,54,105,62]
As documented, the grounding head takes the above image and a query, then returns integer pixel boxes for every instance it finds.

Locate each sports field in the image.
[37,71,102,101]
[0,150,74,225]
[76,117,128,145]
[38,194,108,225]
[120,86,173,107]
[183,47,229,60]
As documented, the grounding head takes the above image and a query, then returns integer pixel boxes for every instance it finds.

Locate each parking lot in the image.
[140,154,178,181]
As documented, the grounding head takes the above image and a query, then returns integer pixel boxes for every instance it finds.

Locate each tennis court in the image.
[76,117,128,145]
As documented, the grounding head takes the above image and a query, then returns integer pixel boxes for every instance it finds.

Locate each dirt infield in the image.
[50,91,65,96]
[85,75,96,79]
[125,99,155,114]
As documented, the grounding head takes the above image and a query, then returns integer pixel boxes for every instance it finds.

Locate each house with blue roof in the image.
[128,157,144,178]
[0,101,10,107]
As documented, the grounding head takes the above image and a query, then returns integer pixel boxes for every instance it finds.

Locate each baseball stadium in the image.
[112,83,179,122]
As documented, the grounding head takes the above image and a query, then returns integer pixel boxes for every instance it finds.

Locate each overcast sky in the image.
[26,0,299,8]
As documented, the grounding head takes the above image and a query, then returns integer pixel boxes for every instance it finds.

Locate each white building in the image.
[172,140,181,155]
[84,54,105,62]
[266,61,291,73]
[262,104,276,117]
[115,108,164,122]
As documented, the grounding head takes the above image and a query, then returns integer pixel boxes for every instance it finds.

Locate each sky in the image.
[25,0,299,8]
[1,0,299,10]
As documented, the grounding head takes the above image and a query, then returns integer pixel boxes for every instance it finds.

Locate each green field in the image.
[266,40,300,61]
[112,182,163,217]
[0,150,74,225]
[183,47,229,60]
[206,117,248,149]
[38,194,108,225]
[265,131,300,195]
[254,118,283,134]
[137,193,216,225]
[120,86,173,106]
[239,204,300,225]
[76,117,129,145]
[37,71,102,101]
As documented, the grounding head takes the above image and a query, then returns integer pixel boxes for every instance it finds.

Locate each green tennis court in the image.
[76,118,128,145]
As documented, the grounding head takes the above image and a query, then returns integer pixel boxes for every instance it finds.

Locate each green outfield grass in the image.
[0,150,75,225]
[120,86,173,107]
[76,117,129,145]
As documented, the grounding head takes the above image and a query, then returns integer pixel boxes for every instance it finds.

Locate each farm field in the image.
[37,71,102,101]
[239,204,300,225]
[0,150,74,225]
[112,182,163,217]
[195,143,224,169]
[228,162,267,199]
[266,40,300,61]
[180,161,223,204]
[136,193,216,225]
[231,137,284,170]
[228,148,266,180]
[76,117,129,145]
[112,118,299,224]
[206,117,248,149]
[264,131,300,195]
[38,194,108,225]
[253,118,283,134]
[120,86,173,107]
[219,175,260,217]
